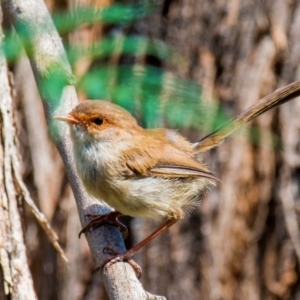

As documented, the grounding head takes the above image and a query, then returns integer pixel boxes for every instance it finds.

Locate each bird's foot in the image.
[79,211,128,239]
[94,247,142,278]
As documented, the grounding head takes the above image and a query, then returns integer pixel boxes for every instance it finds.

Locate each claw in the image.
[94,248,142,278]
[78,211,128,239]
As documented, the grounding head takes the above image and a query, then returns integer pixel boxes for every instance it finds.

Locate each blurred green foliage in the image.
[1,1,258,142]
[2,1,228,134]
[53,3,155,33]
[79,65,229,131]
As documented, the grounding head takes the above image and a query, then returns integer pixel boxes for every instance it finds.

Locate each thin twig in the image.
[11,156,69,262]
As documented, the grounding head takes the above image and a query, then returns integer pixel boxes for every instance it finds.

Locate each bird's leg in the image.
[97,217,179,278]
[100,248,143,279]
[79,211,128,239]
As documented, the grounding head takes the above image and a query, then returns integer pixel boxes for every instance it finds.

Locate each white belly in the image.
[85,175,210,219]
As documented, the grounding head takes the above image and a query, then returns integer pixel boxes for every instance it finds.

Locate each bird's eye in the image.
[93,117,104,126]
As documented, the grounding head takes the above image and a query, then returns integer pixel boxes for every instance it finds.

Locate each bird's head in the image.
[54,100,141,145]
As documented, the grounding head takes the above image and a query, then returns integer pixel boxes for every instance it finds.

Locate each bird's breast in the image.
[73,139,124,195]
[72,139,212,219]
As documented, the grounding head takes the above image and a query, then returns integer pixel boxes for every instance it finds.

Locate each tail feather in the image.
[193,81,300,153]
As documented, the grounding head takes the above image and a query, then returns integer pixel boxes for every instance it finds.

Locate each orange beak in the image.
[53,114,80,125]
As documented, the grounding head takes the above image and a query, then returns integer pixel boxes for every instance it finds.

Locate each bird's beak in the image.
[53,114,80,125]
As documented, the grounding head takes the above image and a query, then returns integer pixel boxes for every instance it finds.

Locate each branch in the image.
[1,0,163,298]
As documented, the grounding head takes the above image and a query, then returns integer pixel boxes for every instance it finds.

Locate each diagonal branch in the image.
[1,0,163,299]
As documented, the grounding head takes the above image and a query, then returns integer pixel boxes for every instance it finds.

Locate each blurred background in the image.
[1,0,300,299]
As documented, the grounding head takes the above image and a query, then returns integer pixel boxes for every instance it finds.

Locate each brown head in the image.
[54,100,142,144]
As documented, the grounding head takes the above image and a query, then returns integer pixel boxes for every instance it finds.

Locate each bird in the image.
[54,81,300,276]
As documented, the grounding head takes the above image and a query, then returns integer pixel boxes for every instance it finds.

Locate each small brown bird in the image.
[54,82,300,276]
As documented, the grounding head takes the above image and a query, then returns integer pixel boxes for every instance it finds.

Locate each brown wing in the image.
[150,165,218,180]
[123,144,218,181]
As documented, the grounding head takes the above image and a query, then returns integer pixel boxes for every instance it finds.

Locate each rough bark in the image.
[0,9,37,298]
[137,1,300,299]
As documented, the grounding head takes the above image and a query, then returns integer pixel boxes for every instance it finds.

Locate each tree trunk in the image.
[0,10,37,298]
[137,1,300,299]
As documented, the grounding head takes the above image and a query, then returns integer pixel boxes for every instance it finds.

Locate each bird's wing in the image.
[150,165,218,180]
[122,146,218,181]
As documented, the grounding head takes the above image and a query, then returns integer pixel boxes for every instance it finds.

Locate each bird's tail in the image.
[193,81,300,153]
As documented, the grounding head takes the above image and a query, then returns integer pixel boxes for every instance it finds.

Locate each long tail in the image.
[193,81,300,153]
